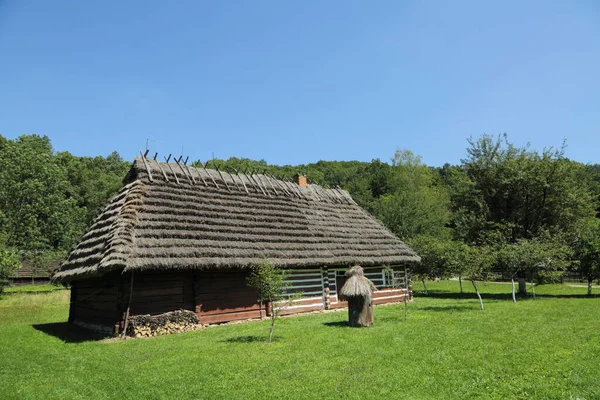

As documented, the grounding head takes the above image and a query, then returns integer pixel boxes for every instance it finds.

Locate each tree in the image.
[247,261,295,343]
[572,219,600,296]
[450,134,596,246]
[372,150,451,241]
[497,237,570,301]
[463,245,496,310]
[0,247,20,293]
[0,134,86,252]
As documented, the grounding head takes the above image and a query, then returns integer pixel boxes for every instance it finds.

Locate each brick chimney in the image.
[295,174,307,187]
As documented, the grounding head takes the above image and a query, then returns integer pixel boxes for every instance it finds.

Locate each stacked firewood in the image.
[126,310,201,337]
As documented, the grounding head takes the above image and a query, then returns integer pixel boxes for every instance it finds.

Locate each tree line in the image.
[1,133,599,297]
[0,134,130,289]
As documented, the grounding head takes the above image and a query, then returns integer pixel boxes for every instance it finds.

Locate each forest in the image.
[1,133,599,294]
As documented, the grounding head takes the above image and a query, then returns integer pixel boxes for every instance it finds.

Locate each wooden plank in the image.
[132,275,184,284]
[133,286,183,297]
[276,297,323,307]
[131,296,184,306]
[73,308,117,321]
[200,303,262,316]
[278,304,324,316]
[196,292,259,303]
[200,310,262,324]
[68,282,77,324]
[79,294,117,303]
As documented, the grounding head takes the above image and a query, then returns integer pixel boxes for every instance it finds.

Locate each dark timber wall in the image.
[69,274,119,329]
[68,265,412,334]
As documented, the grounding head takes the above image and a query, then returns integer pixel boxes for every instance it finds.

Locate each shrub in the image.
[0,248,20,294]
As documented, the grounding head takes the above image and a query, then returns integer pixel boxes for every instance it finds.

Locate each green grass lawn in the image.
[3,283,68,294]
[1,281,599,400]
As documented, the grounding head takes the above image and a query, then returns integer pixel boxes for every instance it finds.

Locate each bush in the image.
[0,248,20,294]
[537,271,564,284]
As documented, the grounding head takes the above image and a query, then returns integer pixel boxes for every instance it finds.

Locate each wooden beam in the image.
[234,169,249,193]
[163,156,180,184]
[202,162,220,189]
[153,159,169,182]
[139,151,154,182]
[215,165,232,191]
[248,171,267,196]
[225,167,241,191]
[263,170,279,195]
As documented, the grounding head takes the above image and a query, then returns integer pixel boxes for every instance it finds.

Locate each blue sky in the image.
[1,1,598,166]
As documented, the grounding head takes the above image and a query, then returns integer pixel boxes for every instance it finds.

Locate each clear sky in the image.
[1,1,598,166]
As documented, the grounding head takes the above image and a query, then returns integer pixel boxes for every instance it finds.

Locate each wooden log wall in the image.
[275,269,326,316]
[70,275,120,327]
[124,271,195,317]
[328,265,411,309]
[195,270,262,324]
[69,264,413,332]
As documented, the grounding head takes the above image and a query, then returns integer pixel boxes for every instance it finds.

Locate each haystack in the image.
[339,266,377,327]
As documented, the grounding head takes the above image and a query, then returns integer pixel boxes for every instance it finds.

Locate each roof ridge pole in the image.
[164,154,180,184]
[285,177,303,199]
[254,170,272,197]
[306,182,322,202]
[188,163,206,186]
[325,186,340,203]
[139,151,154,182]
[225,167,242,191]
[280,177,296,198]
[284,177,304,199]
[234,168,249,194]
[324,187,339,203]
[245,168,262,194]
[202,161,220,190]
[248,170,267,196]
[153,157,170,182]
[269,174,292,197]
[184,163,200,185]
[175,156,193,184]
[334,186,354,204]
[263,170,279,196]
[181,156,195,184]
[215,165,232,192]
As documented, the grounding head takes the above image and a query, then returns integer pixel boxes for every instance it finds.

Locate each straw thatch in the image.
[338,266,377,300]
[54,158,420,282]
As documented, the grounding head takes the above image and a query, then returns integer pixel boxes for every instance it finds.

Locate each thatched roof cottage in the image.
[54,156,419,334]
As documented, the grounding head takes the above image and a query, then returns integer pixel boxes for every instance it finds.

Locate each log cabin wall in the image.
[68,265,412,333]
[327,265,411,309]
[123,271,195,317]
[194,269,262,324]
[275,269,327,316]
[69,274,120,328]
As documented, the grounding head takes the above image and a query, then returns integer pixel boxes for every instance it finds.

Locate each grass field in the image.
[1,281,599,399]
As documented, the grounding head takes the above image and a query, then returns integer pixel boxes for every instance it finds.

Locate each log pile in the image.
[126,310,201,337]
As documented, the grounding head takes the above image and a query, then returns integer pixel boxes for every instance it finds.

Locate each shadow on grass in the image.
[322,321,348,328]
[418,305,477,312]
[534,293,600,299]
[416,292,518,301]
[223,335,270,344]
[416,291,600,300]
[32,322,106,343]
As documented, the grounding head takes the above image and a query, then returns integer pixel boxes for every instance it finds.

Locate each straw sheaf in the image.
[339,266,378,299]
[54,159,420,282]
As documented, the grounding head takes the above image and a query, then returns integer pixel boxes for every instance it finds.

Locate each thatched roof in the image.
[338,266,377,299]
[11,260,61,279]
[54,157,420,282]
